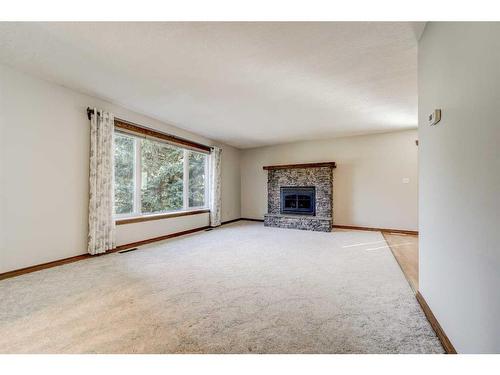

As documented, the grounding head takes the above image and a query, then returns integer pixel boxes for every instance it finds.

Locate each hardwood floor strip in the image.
[416,292,457,354]
[382,232,419,293]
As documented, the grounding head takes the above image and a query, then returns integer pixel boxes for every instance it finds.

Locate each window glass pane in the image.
[141,138,184,213]
[114,134,135,214]
[188,151,206,207]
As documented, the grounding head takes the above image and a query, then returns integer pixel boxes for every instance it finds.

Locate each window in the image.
[113,131,208,218]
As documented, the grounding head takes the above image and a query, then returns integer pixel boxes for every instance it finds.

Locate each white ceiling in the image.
[0,22,425,149]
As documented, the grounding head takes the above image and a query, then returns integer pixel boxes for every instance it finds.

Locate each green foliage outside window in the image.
[188,152,206,207]
[141,139,184,213]
[114,134,135,214]
[114,133,207,215]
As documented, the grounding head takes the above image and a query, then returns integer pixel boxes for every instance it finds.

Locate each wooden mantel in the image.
[263,162,336,170]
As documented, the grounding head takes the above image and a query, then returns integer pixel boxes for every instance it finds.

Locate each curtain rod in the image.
[86,107,217,152]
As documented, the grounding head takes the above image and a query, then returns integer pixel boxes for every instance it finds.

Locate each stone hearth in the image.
[263,162,335,232]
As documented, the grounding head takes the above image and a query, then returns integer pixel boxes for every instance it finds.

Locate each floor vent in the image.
[118,247,139,254]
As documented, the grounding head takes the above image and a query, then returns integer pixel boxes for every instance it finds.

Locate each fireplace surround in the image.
[263,162,335,232]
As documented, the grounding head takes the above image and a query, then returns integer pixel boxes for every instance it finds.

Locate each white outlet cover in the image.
[402,178,410,184]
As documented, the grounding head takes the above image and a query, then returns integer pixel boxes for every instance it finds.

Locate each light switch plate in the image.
[402,178,410,184]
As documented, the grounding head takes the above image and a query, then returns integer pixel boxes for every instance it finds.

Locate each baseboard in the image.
[221,217,265,224]
[115,225,210,252]
[223,219,416,234]
[0,225,210,281]
[333,224,418,235]
[416,291,457,354]
[221,218,243,225]
[0,253,91,281]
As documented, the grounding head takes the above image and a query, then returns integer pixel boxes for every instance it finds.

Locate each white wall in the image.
[240,130,418,231]
[0,64,241,273]
[419,23,500,353]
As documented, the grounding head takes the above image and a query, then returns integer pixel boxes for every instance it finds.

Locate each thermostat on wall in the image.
[428,109,442,126]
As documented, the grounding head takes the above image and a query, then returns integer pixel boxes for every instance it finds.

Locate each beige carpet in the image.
[0,221,443,353]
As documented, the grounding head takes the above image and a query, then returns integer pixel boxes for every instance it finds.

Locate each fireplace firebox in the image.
[280,187,316,216]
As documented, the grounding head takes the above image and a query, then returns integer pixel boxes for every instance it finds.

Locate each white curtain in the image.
[88,109,116,255]
[208,146,222,227]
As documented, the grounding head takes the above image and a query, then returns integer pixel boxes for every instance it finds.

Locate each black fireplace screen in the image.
[280,186,316,215]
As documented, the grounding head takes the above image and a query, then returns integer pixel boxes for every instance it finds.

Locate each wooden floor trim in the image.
[221,219,416,233]
[222,218,265,223]
[0,253,91,281]
[240,218,265,222]
[334,224,418,235]
[0,225,210,281]
[416,291,457,354]
[221,218,243,225]
[115,225,209,252]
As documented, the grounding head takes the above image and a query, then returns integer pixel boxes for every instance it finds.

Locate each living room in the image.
[1,1,499,373]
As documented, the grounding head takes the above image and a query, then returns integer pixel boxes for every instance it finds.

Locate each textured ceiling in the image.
[0,22,425,148]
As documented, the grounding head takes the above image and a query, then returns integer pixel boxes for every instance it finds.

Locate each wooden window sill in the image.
[115,209,210,225]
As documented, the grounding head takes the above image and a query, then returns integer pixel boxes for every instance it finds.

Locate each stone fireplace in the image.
[263,162,335,232]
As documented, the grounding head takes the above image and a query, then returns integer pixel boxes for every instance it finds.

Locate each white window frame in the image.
[113,131,209,219]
